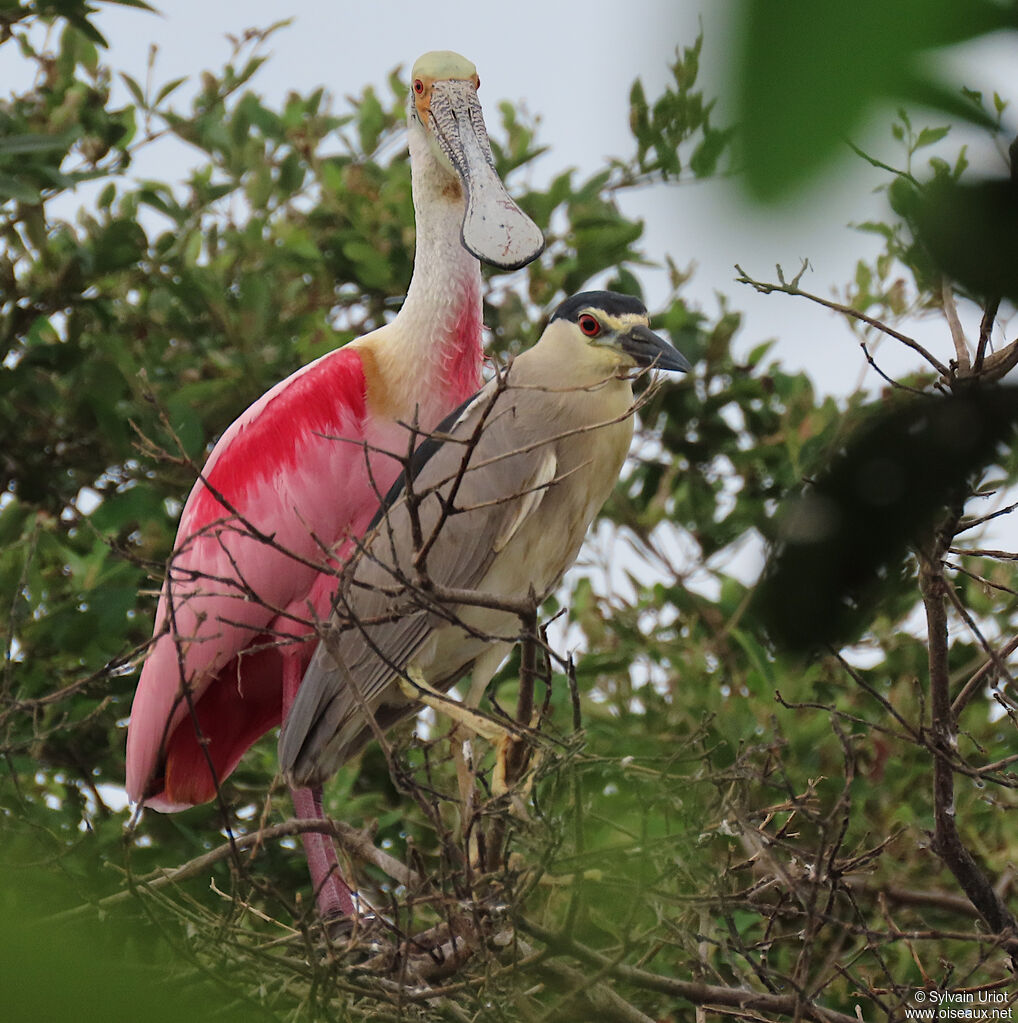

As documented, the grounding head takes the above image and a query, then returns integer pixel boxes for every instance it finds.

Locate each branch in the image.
[918,546,1018,957]
[942,578,1016,692]
[974,296,1000,373]
[517,918,862,1023]
[979,337,1018,383]
[941,278,970,373]
[735,263,952,378]
[951,548,1018,562]
[938,605,1018,724]
[958,496,1018,534]
[504,604,538,786]
[59,818,421,921]
[843,878,982,918]
[420,582,545,620]
[520,937,658,1023]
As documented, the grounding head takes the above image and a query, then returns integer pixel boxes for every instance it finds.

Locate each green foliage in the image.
[735,0,1013,200]
[2,827,252,1023]
[627,35,733,183]
[2,6,1016,1022]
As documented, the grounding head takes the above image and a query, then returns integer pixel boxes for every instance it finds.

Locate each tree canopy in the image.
[2,4,1017,1021]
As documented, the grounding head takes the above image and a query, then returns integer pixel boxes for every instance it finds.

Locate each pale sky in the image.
[9,0,1014,395]
[97,3,1018,395]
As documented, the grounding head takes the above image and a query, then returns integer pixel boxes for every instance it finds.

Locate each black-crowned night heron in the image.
[279,290,690,788]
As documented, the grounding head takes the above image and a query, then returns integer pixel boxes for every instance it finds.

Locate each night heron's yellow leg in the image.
[399,665,510,743]
[399,665,515,856]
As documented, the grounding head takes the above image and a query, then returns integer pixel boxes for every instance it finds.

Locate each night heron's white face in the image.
[546,292,692,377]
[407,50,544,270]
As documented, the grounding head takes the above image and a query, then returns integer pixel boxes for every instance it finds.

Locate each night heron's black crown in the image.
[550,290,648,324]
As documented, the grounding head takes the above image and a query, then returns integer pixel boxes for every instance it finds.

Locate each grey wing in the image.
[279,383,560,784]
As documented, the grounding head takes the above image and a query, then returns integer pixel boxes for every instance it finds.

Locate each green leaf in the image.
[64,12,108,49]
[341,237,392,290]
[0,172,41,202]
[357,86,385,154]
[0,131,75,155]
[91,218,147,273]
[154,75,187,105]
[913,125,950,150]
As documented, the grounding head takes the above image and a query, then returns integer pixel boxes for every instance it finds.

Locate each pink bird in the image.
[126,51,543,920]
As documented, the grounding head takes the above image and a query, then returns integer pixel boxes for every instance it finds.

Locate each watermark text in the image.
[905,989,1014,1021]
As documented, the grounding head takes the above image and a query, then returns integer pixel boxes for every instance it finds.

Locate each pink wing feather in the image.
[126,346,403,809]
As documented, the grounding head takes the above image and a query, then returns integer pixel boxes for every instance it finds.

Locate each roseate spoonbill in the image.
[279,291,690,785]
[126,51,544,920]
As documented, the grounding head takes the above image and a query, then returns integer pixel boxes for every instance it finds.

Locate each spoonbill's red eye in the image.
[578,314,601,337]
[414,79,424,95]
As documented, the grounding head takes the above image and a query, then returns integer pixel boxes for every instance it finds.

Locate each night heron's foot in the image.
[321,910,355,941]
[317,909,386,956]
[399,665,511,743]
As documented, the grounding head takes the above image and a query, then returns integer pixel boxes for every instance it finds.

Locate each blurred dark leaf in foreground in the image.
[735,0,1012,200]
[1,831,251,1023]
[755,388,1018,651]
[914,175,1018,303]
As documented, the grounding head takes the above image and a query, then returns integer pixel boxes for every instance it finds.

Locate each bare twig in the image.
[945,624,1017,728]
[735,263,952,378]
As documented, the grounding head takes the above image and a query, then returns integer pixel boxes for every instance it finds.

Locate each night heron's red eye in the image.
[578,314,601,337]
[414,79,424,94]
[474,76,480,90]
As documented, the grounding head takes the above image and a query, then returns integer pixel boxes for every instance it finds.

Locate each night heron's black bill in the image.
[622,323,691,373]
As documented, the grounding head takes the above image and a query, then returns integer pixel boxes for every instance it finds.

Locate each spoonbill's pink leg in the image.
[283,657,356,920]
